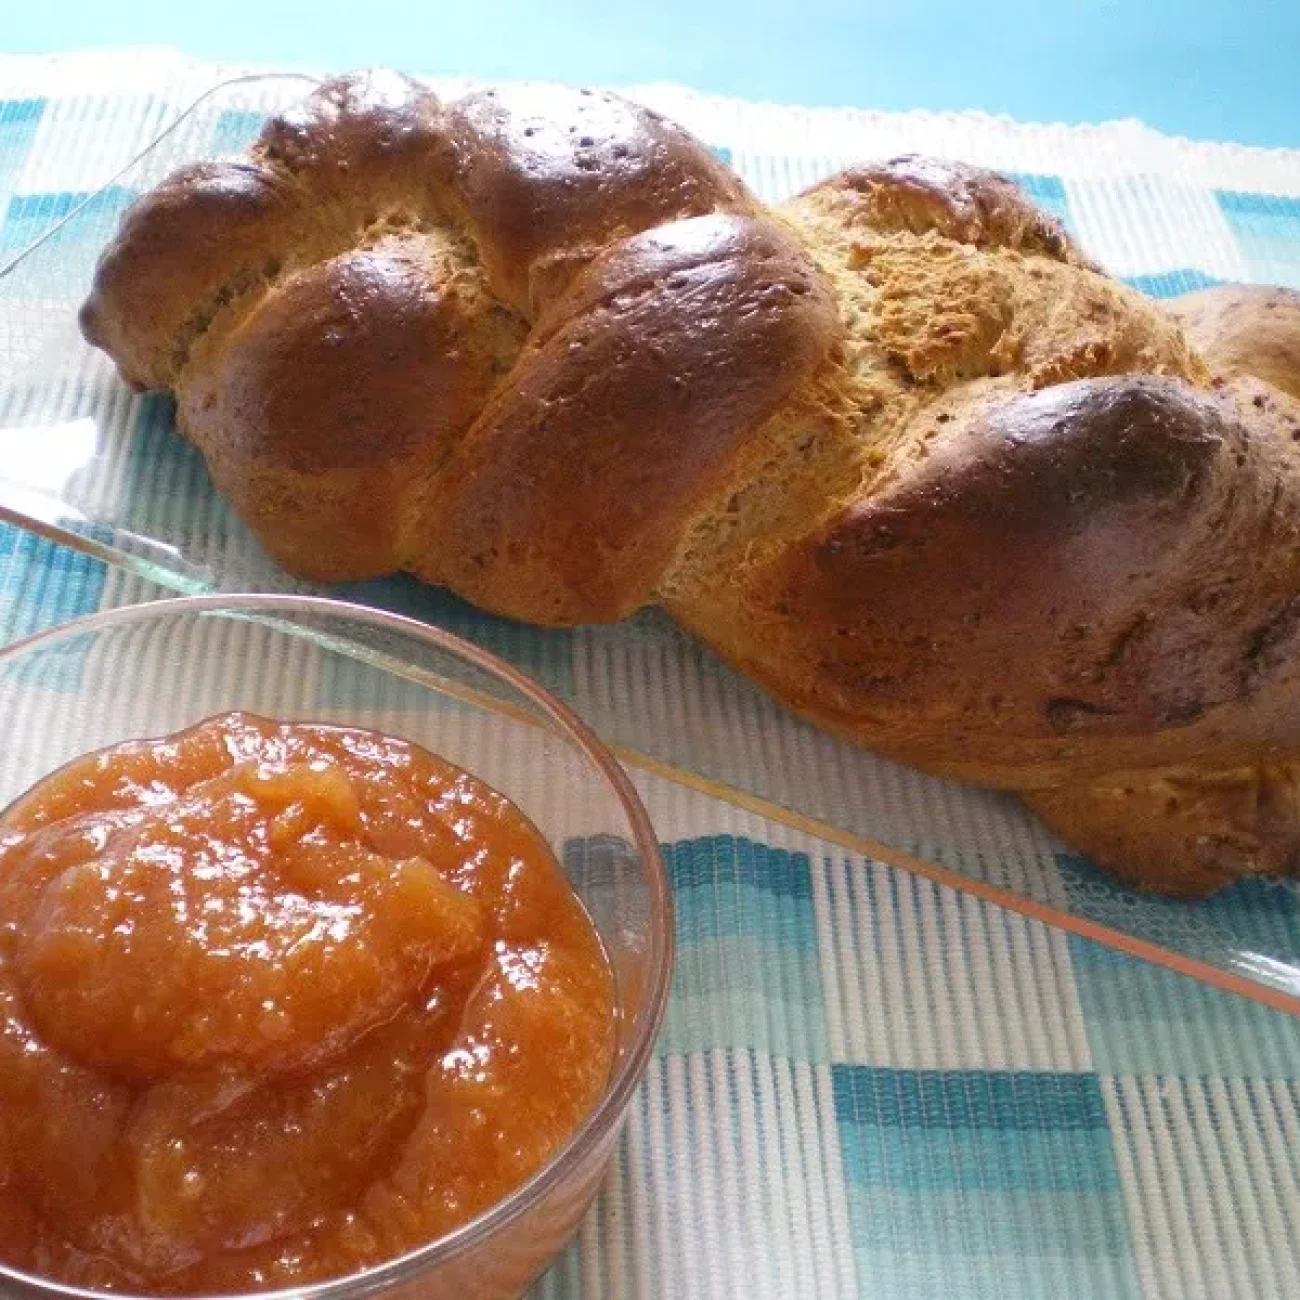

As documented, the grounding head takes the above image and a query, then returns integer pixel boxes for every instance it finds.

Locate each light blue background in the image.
[7,0,1299,148]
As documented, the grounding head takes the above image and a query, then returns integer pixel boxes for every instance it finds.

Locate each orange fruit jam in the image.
[0,713,615,1294]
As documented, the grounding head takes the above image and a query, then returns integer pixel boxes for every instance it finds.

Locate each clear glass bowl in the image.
[0,593,673,1300]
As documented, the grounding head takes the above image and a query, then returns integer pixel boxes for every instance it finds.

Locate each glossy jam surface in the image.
[0,713,614,1294]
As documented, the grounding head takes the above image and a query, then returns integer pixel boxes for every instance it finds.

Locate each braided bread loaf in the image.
[81,72,1300,896]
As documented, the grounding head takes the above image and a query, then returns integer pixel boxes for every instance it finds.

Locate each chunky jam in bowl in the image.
[0,713,614,1294]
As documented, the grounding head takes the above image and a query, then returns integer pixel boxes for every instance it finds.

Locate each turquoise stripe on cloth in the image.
[0,522,106,640]
[1068,938,1300,1079]
[1123,269,1226,298]
[835,1068,1137,1300]
[659,838,829,1061]
[1217,190,1300,288]
[1005,171,1070,225]
[0,96,43,211]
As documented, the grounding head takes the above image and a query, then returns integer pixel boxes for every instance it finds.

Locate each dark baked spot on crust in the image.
[1045,698,1121,734]
[256,70,441,171]
[1241,594,1300,690]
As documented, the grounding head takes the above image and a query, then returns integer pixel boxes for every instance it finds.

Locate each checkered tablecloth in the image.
[2,50,1300,1300]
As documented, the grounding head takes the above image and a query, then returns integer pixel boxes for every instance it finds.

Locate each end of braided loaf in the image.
[79,72,451,392]
[82,72,812,587]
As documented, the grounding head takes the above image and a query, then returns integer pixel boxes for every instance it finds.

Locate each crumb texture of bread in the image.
[80,75,1300,896]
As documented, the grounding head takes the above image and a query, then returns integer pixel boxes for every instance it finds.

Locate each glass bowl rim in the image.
[0,592,674,1300]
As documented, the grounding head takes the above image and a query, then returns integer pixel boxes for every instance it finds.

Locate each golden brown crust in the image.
[253,69,450,185]
[416,213,838,623]
[442,85,754,314]
[84,75,764,588]
[78,160,296,390]
[1169,284,1300,401]
[79,73,1300,895]
[78,74,460,390]
[79,72,458,393]
[183,240,500,474]
[177,232,524,583]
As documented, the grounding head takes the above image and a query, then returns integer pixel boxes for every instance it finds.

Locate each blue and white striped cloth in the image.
[2,50,1300,1300]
